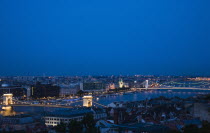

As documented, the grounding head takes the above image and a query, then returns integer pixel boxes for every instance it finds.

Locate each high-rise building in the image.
[31,82,60,98]
[59,83,80,96]
[0,84,27,98]
[81,82,105,92]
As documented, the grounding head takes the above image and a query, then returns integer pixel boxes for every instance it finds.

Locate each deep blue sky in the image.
[0,0,210,76]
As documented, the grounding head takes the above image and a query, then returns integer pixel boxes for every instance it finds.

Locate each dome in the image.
[1,84,9,87]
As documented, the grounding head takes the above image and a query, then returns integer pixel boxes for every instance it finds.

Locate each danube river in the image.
[11,89,210,113]
[95,89,210,105]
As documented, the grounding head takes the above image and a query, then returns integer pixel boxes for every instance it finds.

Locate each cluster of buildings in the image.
[0,93,209,132]
[189,77,210,81]
[0,77,133,99]
[0,113,46,132]
[1,75,209,100]
[44,107,107,127]
[0,75,210,132]
[99,95,210,132]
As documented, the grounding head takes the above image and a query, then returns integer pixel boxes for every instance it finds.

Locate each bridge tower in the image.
[83,95,93,107]
[3,94,13,105]
[145,80,149,89]
[2,94,13,110]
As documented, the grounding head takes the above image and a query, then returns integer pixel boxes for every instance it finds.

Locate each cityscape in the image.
[0,76,210,132]
[1,0,210,133]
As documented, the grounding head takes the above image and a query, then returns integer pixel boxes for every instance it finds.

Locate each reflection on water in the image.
[0,106,24,116]
[0,109,16,116]
[0,106,16,116]
[95,90,210,105]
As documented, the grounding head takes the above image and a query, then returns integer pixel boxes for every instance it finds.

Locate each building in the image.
[31,82,60,98]
[191,103,210,122]
[0,84,27,98]
[0,114,46,132]
[109,83,115,89]
[81,82,105,92]
[189,77,210,81]
[59,83,80,97]
[118,79,129,88]
[44,107,107,126]
[118,79,124,88]
[96,121,170,133]
[106,83,116,91]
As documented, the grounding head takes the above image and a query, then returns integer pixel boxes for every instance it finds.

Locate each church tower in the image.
[119,79,124,88]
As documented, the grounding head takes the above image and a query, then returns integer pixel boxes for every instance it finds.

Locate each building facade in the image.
[44,108,107,126]
[0,84,27,98]
[59,83,80,97]
[81,82,105,92]
[31,82,60,98]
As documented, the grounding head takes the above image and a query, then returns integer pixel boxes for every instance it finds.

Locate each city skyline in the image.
[1,1,210,132]
[0,0,210,76]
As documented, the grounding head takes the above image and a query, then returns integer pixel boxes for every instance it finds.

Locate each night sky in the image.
[0,0,210,76]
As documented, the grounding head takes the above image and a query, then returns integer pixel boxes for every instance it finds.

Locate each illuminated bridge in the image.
[136,80,210,90]
[1,94,108,109]
[146,87,210,90]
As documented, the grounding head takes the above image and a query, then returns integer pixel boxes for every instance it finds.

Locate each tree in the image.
[183,121,210,133]
[82,113,99,133]
[55,122,67,133]
[77,90,84,96]
[82,113,95,129]
[68,120,83,133]
[168,130,181,133]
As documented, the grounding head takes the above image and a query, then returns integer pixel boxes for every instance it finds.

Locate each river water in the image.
[95,89,210,105]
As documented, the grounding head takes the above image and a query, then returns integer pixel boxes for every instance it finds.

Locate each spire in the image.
[119,78,124,88]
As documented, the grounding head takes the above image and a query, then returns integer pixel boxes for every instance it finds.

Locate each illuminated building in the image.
[107,83,116,90]
[119,79,124,88]
[44,108,107,126]
[189,77,210,81]
[0,84,27,98]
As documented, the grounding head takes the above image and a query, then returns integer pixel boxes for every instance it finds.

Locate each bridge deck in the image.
[11,104,73,108]
[141,87,210,90]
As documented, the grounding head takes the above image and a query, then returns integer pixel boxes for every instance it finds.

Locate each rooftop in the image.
[44,107,105,118]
